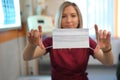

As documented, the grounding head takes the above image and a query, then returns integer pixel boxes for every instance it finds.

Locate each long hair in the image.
[54,1,83,28]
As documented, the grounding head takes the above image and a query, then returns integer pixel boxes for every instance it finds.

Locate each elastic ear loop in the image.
[45,46,52,49]
[89,47,94,51]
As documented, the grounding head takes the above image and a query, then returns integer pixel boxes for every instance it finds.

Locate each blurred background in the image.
[0,0,120,80]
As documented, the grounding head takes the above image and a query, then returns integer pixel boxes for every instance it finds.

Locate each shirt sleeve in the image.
[89,37,97,57]
[42,37,52,53]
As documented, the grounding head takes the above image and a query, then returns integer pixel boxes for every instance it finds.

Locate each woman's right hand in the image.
[27,26,45,49]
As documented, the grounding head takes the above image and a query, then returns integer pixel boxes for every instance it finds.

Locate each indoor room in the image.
[0,0,120,80]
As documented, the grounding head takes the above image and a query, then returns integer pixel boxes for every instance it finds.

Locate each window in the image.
[0,0,21,31]
[66,0,114,38]
[2,0,16,24]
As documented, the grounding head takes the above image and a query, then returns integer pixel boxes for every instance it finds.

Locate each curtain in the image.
[66,0,114,37]
[87,0,114,37]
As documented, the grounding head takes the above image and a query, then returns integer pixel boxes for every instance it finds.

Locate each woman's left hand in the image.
[94,24,111,53]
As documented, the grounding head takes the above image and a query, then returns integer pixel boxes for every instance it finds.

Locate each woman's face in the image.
[61,5,79,28]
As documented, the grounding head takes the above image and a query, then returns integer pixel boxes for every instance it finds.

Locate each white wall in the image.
[0,37,26,80]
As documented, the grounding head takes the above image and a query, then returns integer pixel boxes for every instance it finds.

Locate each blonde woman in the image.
[23,1,114,80]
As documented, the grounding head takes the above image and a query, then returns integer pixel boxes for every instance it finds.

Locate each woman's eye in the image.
[62,15,66,18]
[71,15,76,17]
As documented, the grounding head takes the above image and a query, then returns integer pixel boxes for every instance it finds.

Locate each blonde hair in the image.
[55,1,83,28]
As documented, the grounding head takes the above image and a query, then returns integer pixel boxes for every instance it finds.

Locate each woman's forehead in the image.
[63,5,77,14]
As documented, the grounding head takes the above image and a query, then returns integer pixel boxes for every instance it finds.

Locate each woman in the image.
[23,1,114,80]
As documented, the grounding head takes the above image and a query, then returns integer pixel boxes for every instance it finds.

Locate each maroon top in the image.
[43,37,96,80]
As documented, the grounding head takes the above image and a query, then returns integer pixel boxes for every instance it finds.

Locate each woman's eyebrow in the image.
[71,13,77,15]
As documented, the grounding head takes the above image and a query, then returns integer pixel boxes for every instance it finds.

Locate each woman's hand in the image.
[94,24,111,54]
[27,26,44,49]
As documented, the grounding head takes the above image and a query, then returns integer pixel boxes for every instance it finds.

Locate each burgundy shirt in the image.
[43,37,96,80]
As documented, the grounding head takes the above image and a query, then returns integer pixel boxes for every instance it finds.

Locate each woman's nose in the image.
[66,16,72,22]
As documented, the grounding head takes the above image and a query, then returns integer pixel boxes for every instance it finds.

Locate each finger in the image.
[103,30,107,39]
[31,29,34,37]
[94,24,99,41]
[99,30,103,39]
[27,31,30,37]
[38,25,42,38]
[34,30,40,39]
[38,25,42,33]
[106,31,111,44]
[94,44,100,54]
[33,30,38,38]
[27,32,33,43]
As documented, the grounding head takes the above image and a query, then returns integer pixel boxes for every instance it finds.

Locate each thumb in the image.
[94,44,100,54]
